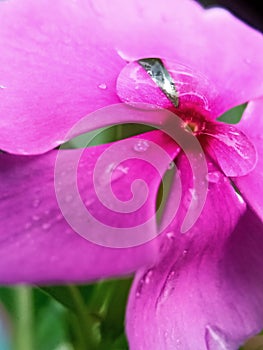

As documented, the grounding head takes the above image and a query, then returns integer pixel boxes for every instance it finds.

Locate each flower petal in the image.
[1,0,263,154]
[0,131,179,283]
[202,121,257,177]
[126,155,263,350]
[232,98,263,222]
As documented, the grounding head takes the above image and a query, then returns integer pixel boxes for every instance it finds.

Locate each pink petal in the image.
[232,98,263,222]
[1,0,263,154]
[0,131,179,283]
[202,121,257,177]
[126,155,263,350]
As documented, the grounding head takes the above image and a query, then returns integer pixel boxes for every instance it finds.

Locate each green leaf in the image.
[217,103,247,124]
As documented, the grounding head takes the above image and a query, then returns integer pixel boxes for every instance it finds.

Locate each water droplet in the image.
[166,231,175,239]
[42,222,51,230]
[205,325,230,350]
[32,214,40,221]
[32,199,40,208]
[133,139,149,152]
[0,85,6,89]
[183,249,188,256]
[206,171,220,184]
[168,162,175,170]
[144,269,153,284]
[98,83,107,90]
[116,58,217,112]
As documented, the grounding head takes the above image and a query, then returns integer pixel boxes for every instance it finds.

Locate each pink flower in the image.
[0,0,263,348]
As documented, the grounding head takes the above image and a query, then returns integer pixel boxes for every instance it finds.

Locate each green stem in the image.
[68,285,99,350]
[14,286,34,350]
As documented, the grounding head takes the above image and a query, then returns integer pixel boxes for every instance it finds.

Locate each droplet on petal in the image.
[133,139,149,153]
[204,122,257,177]
[98,83,107,90]
[116,57,218,114]
[206,171,221,184]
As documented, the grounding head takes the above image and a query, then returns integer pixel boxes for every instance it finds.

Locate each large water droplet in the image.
[205,325,230,350]
[133,139,149,153]
[116,58,217,112]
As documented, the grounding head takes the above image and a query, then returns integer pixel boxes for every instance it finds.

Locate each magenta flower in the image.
[0,0,263,349]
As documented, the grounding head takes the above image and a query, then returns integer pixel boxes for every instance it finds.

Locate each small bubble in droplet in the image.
[133,139,149,153]
[98,83,107,90]
[206,171,220,184]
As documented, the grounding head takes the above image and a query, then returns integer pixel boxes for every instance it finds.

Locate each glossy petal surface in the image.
[0,131,179,283]
[127,156,263,349]
[233,99,263,222]
[1,0,263,153]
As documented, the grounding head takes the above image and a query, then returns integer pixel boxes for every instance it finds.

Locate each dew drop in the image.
[205,325,230,350]
[32,214,40,221]
[133,139,149,153]
[168,162,175,170]
[166,231,175,239]
[206,171,220,184]
[0,85,6,89]
[144,269,153,284]
[116,58,217,112]
[98,83,107,90]
[42,222,51,230]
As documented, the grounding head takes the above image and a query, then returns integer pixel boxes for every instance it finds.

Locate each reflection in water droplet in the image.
[0,85,6,89]
[32,215,40,221]
[116,58,217,112]
[206,171,220,184]
[98,83,107,90]
[205,325,229,350]
[133,140,149,153]
[168,162,175,170]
